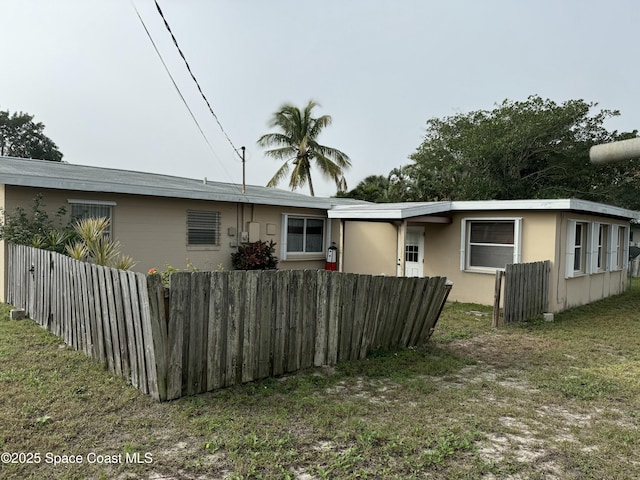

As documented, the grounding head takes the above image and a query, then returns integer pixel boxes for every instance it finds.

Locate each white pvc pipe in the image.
[589,137,640,164]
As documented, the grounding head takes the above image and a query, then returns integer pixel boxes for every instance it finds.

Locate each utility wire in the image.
[130,0,240,190]
[153,0,243,160]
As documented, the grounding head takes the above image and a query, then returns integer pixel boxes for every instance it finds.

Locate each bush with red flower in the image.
[231,240,278,270]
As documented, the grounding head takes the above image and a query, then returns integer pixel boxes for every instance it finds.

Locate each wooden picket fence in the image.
[6,244,452,401]
[162,271,452,400]
[493,260,550,325]
[6,244,162,398]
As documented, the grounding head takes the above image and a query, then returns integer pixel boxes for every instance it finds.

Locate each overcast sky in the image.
[2,1,638,197]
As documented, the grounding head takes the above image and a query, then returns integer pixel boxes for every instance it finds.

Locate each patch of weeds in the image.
[557,447,614,478]
[539,372,619,401]
[420,428,479,468]
[432,302,494,344]
[327,446,364,473]
[337,346,471,380]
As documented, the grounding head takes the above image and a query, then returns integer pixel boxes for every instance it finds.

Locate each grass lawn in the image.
[1,281,639,479]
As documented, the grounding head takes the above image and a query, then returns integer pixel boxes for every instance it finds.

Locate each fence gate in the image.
[495,260,551,324]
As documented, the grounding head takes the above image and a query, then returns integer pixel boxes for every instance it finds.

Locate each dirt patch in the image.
[448,332,561,365]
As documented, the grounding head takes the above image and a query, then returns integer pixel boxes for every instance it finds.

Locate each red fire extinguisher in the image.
[326,242,338,271]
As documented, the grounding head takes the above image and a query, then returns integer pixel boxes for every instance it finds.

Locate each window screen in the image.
[70,202,113,238]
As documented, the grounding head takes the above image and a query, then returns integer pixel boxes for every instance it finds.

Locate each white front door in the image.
[404,226,424,277]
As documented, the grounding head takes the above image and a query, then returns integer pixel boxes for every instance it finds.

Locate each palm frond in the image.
[264,147,296,160]
[266,161,292,188]
[315,144,352,168]
[309,114,332,139]
[257,132,293,148]
[313,152,342,179]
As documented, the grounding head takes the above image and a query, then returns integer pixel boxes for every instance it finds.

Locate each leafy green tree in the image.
[0,109,63,161]
[257,100,351,196]
[403,96,640,208]
[337,167,444,203]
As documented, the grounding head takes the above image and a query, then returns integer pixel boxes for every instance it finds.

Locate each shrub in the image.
[231,240,278,270]
[0,194,75,253]
[148,260,200,286]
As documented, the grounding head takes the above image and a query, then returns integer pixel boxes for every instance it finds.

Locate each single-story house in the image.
[1,156,638,313]
[0,156,358,301]
[329,200,639,312]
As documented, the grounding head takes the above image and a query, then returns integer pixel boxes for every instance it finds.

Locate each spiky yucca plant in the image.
[68,217,136,270]
[66,242,89,261]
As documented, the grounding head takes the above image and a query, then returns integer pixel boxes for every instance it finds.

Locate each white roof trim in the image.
[328,202,452,219]
[327,198,640,221]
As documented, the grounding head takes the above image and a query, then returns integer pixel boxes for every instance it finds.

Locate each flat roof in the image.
[2,157,637,221]
[0,156,364,209]
[328,198,640,221]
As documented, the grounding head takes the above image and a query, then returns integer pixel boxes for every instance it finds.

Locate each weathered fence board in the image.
[326,271,341,365]
[258,271,274,377]
[121,271,138,388]
[167,272,188,399]
[138,273,159,400]
[146,273,168,401]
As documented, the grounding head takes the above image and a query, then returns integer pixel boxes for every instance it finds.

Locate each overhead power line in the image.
[152,0,243,160]
[130,0,241,190]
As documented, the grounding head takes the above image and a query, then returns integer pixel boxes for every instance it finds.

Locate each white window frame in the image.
[611,225,629,271]
[566,220,590,278]
[567,220,629,278]
[281,214,328,260]
[620,226,630,270]
[590,222,611,274]
[186,210,221,248]
[68,199,116,239]
[459,217,522,273]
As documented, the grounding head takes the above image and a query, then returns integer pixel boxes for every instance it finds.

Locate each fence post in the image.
[493,270,504,327]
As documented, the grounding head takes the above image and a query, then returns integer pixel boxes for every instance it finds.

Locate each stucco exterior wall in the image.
[552,212,629,312]
[342,220,397,276]
[248,204,330,270]
[423,211,558,306]
[1,186,329,279]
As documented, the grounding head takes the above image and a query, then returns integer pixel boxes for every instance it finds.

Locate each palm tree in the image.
[257,100,351,196]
